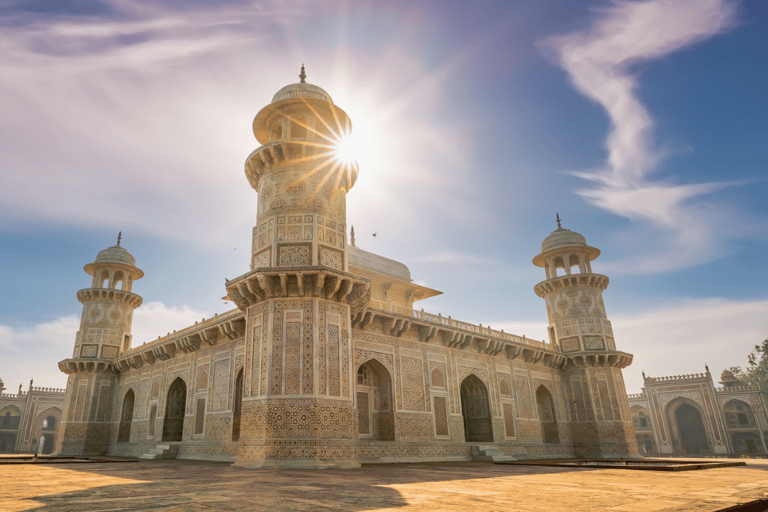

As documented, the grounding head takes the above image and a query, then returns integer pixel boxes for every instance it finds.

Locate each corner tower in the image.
[533,216,638,457]
[226,68,369,468]
[57,235,143,455]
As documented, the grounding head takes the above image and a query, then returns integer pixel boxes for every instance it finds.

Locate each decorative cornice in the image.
[534,273,609,297]
[225,266,370,318]
[58,359,115,375]
[76,288,143,308]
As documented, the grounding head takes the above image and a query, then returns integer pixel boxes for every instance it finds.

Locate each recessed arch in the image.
[356,359,394,441]
[536,385,560,444]
[118,389,135,443]
[0,405,21,430]
[431,367,445,388]
[162,377,187,442]
[460,374,493,442]
[232,368,244,442]
[723,399,757,429]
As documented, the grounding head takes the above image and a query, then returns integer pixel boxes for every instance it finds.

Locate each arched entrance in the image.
[232,368,243,441]
[460,375,493,442]
[118,390,135,443]
[536,385,560,444]
[162,378,186,442]
[356,360,394,440]
[674,402,709,454]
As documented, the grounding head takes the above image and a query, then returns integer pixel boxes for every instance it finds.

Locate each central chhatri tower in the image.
[227,67,370,468]
[245,65,358,272]
[533,216,638,457]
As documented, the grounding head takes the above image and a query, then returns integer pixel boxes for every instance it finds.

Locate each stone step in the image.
[471,445,517,463]
[139,444,178,460]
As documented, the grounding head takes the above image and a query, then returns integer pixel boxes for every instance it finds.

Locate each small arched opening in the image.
[118,390,135,443]
[0,405,21,429]
[536,385,560,444]
[232,368,243,441]
[723,399,757,429]
[460,374,493,442]
[162,378,187,442]
[356,360,394,441]
[112,270,124,290]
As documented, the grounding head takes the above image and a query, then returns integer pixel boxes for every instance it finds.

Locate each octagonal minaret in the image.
[56,234,143,455]
[533,216,638,458]
[245,65,358,272]
[227,68,370,469]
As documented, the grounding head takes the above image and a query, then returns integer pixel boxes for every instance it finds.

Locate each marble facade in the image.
[56,69,639,467]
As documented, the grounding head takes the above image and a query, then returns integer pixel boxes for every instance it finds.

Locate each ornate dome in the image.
[270,64,332,104]
[94,245,136,267]
[271,82,333,104]
[84,234,144,278]
[541,227,588,253]
[720,370,739,384]
[533,215,601,268]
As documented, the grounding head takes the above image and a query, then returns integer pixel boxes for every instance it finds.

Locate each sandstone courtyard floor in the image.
[2,458,768,511]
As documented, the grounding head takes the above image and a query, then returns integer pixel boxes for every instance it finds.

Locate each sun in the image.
[331,131,359,168]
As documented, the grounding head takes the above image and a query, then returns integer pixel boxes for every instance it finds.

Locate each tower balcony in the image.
[76,288,143,307]
[534,273,609,298]
[58,358,115,375]
[244,139,358,190]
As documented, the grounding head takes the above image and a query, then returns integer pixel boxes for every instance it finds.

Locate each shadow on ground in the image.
[10,460,600,512]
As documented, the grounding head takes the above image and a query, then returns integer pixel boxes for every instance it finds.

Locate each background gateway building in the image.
[56,69,639,467]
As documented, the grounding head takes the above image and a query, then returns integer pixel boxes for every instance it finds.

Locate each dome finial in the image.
[556,213,562,229]
[299,64,306,83]
[117,231,122,246]
[350,226,356,247]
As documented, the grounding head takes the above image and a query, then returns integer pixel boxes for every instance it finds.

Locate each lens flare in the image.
[331,132,358,168]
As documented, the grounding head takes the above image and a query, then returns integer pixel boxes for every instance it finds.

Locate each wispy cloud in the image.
[545,0,743,273]
[414,250,499,265]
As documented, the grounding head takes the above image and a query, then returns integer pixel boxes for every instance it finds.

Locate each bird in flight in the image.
[372,233,377,238]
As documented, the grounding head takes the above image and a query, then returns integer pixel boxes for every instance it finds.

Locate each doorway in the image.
[460,375,493,442]
[162,378,187,442]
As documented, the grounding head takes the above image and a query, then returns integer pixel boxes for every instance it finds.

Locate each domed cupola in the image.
[534,214,600,275]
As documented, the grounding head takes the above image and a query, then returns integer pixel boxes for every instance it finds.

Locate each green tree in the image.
[729,338,768,391]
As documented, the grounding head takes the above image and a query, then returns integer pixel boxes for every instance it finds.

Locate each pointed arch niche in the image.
[162,378,187,442]
[460,374,493,442]
[356,359,394,441]
[118,389,135,443]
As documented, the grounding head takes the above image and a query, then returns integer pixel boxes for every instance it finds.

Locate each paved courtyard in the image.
[2,458,768,511]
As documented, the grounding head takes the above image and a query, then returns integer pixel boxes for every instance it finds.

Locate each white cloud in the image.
[544,0,749,273]
[490,297,768,396]
[131,301,210,346]
[614,297,768,392]
[0,301,208,391]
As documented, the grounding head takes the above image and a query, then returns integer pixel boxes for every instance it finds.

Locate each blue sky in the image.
[1,0,766,394]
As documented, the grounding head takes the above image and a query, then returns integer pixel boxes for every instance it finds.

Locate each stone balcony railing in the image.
[30,387,65,393]
[627,393,646,399]
[716,385,762,393]
[0,392,26,398]
[409,309,550,349]
[644,373,709,382]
